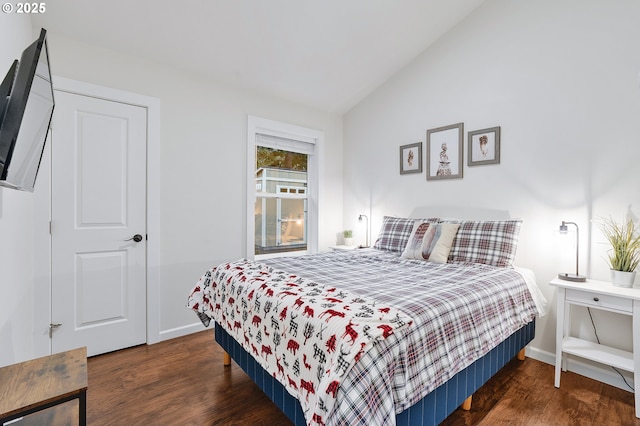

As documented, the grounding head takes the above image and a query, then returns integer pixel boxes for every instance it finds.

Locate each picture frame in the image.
[399,142,422,175]
[426,122,463,180]
[468,126,500,166]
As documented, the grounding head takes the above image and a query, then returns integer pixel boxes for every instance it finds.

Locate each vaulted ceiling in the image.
[32,0,485,113]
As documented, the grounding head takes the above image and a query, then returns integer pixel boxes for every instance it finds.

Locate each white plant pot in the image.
[343,237,354,246]
[610,269,637,288]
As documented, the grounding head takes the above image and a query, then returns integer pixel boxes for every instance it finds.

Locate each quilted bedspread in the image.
[187,249,541,426]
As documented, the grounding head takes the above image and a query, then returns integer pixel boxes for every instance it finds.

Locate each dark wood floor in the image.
[16,330,640,425]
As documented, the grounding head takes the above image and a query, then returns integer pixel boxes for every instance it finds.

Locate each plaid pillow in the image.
[373,216,438,253]
[447,219,522,267]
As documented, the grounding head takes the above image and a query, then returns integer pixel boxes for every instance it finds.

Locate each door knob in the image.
[126,234,143,242]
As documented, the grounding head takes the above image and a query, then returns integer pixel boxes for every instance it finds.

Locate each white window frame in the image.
[247,116,322,260]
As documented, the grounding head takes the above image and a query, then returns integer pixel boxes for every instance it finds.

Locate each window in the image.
[247,117,322,259]
[255,148,308,254]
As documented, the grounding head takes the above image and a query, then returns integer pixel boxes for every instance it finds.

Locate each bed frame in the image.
[216,319,535,425]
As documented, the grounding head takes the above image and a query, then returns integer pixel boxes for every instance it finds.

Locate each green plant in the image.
[343,230,353,238]
[596,216,640,272]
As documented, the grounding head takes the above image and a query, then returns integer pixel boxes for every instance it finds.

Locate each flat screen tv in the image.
[0,28,54,192]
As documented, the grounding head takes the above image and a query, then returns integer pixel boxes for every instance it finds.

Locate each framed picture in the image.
[426,122,463,180]
[468,126,500,166]
[399,142,422,175]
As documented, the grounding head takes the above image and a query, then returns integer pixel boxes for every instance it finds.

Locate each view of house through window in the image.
[255,146,308,255]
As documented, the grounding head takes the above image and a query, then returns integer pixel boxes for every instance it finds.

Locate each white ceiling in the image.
[32,0,485,114]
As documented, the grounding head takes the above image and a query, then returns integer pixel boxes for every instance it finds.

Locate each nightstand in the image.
[549,278,640,418]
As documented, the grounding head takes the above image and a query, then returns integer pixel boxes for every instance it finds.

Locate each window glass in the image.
[254,147,308,255]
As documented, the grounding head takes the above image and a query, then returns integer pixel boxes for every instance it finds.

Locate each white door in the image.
[51,91,147,356]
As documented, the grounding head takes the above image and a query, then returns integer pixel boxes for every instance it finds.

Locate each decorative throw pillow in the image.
[373,216,439,253]
[401,221,432,259]
[447,219,522,268]
[401,222,459,263]
[421,222,460,263]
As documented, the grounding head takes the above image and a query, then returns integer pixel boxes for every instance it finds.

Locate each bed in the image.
[187,214,547,425]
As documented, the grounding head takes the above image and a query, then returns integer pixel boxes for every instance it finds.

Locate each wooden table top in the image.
[0,347,87,419]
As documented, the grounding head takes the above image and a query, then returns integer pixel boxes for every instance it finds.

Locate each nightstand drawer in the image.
[566,289,632,313]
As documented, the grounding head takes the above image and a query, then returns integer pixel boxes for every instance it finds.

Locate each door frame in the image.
[34,76,161,355]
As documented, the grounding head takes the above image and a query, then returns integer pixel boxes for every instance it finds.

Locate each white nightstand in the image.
[550,278,640,418]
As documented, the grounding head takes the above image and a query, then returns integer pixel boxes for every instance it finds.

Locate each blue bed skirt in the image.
[215,319,535,425]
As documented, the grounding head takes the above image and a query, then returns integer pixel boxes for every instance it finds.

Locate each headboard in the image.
[409,205,511,221]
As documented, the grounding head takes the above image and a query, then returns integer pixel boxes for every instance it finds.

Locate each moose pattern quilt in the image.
[187,257,413,425]
[187,249,540,425]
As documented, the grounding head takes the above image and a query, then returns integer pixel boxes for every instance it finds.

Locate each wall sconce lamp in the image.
[558,221,586,282]
[358,214,369,248]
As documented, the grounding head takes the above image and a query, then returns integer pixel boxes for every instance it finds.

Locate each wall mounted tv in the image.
[0,28,54,192]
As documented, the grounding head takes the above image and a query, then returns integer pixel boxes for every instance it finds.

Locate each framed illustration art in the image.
[468,126,500,166]
[426,122,463,180]
[399,142,422,175]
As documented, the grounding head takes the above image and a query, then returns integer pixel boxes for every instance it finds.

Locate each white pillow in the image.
[422,222,460,263]
[401,222,460,263]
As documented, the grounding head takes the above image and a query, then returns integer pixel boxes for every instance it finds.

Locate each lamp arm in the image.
[359,214,370,247]
[562,221,580,276]
[558,220,585,282]
[366,216,369,247]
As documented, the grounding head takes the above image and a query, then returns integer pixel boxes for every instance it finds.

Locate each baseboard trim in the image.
[158,322,207,342]
[526,345,634,392]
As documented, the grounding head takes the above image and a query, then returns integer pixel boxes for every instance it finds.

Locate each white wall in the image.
[343,0,640,388]
[0,28,343,365]
[0,13,40,367]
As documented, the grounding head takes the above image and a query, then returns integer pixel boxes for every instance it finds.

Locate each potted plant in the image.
[343,230,354,246]
[596,215,640,287]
